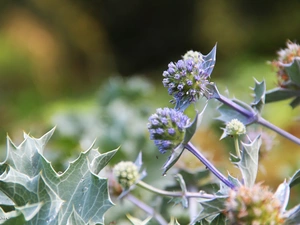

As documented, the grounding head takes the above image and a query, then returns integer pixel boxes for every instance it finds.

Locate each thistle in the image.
[113,161,140,189]
[225,184,285,225]
[162,46,216,111]
[147,107,190,154]
[271,41,300,88]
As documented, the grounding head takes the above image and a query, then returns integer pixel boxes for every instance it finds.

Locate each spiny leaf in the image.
[202,44,217,77]
[15,203,44,221]
[251,79,266,112]
[162,144,185,176]
[289,96,300,108]
[274,180,290,212]
[284,205,300,225]
[174,174,188,208]
[217,98,254,125]
[227,174,242,187]
[0,167,63,225]
[289,169,300,188]
[183,104,207,145]
[192,197,227,224]
[265,87,300,108]
[265,88,300,102]
[194,213,227,225]
[284,58,300,86]
[0,129,117,225]
[237,135,261,187]
[66,208,87,225]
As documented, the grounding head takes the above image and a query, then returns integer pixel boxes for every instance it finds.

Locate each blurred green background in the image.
[0,0,300,223]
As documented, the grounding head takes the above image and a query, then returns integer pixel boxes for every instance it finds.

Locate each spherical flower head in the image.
[183,50,203,63]
[148,108,190,154]
[225,184,285,225]
[271,41,300,88]
[113,161,139,189]
[225,119,246,136]
[162,51,213,107]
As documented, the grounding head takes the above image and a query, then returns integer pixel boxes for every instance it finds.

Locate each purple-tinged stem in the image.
[216,94,256,120]
[216,93,300,145]
[257,116,300,145]
[126,193,168,225]
[185,142,235,189]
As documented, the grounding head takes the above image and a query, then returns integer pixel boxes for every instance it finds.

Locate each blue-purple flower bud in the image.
[148,108,190,154]
[162,50,214,108]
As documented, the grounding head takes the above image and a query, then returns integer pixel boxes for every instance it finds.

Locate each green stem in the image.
[234,136,241,158]
[137,180,215,199]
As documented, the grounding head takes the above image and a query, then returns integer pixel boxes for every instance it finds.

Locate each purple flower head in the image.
[147,108,190,154]
[161,46,217,111]
[174,73,181,80]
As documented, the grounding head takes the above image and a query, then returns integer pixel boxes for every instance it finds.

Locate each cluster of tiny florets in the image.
[147,108,190,154]
[183,50,204,63]
[271,41,300,88]
[113,161,139,189]
[225,184,285,225]
[162,51,212,105]
[225,119,246,136]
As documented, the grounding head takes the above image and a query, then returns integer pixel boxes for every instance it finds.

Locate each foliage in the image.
[0,128,117,225]
[1,41,300,225]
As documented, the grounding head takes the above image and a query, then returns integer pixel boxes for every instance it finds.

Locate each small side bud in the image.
[225,119,246,136]
[113,161,139,189]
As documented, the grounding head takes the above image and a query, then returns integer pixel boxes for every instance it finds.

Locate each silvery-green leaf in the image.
[238,135,261,187]
[265,88,300,102]
[227,174,242,187]
[174,174,188,208]
[289,169,300,188]
[66,207,86,225]
[0,129,117,225]
[284,58,300,86]
[274,180,290,212]
[191,197,227,224]
[162,144,185,176]
[0,207,24,224]
[15,203,43,221]
[289,96,300,108]
[183,104,207,145]
[205,83,220,100]
[217,98,255,125]
[251,79,266,112]
[0,190,14,207]
[284,205,300,225]
[194,213,227,225]
[202,44,217,77]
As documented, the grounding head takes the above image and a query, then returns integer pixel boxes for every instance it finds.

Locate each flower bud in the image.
[162,52,213,106]
[113,161,139,189]
[148,108,190,154]
[183,50,204,63]
[225,184,285,225]
[225,119,246,136]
